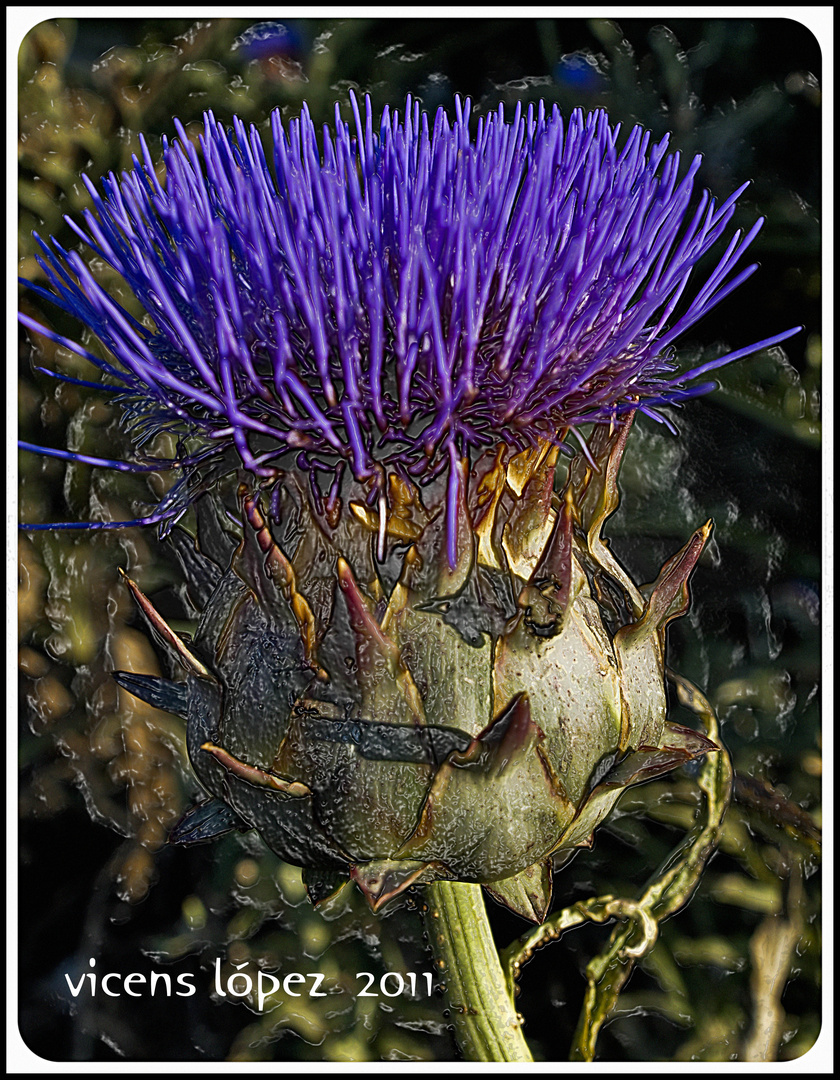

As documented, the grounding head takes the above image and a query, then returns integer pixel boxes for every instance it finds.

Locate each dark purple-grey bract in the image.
[20,93,798,555]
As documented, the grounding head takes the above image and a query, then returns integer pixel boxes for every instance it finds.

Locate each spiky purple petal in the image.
[20,94,799,543]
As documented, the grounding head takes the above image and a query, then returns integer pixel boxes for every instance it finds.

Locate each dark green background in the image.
[18,15,822,1063]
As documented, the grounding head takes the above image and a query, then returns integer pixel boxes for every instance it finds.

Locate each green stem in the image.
[424,881,533,1062]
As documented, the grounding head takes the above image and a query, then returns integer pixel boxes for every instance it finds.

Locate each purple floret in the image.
[20,93,799,549]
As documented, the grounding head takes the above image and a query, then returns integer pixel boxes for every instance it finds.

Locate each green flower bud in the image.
[116,414,717,922]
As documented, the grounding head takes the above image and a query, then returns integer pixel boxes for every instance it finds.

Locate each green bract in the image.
[117,415,716,922]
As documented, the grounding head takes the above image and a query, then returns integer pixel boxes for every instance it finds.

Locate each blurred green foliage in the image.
[18,15,821,1063]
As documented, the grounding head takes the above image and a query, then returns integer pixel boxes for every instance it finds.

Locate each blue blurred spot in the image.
[554,53,605,94]
[233,21,305,61]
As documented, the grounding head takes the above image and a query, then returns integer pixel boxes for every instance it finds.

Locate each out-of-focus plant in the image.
[18,16,821,1063]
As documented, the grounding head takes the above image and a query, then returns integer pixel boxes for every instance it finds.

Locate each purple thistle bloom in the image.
[20,93,799,556]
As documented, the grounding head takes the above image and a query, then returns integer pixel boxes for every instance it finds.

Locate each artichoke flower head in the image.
[21,95,799,921]
[118,418,715,922]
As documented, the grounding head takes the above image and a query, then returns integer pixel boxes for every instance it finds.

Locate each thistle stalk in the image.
[425,882,532,1062]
